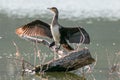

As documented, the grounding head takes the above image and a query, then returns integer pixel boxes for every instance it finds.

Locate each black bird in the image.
[16,7,90,51]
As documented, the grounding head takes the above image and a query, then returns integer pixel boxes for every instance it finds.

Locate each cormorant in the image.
[16,7,90,51]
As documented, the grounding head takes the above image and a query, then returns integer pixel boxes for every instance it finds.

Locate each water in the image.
[0,0,120,80]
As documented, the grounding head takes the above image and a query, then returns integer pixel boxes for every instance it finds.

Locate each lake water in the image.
[0,0,120,80]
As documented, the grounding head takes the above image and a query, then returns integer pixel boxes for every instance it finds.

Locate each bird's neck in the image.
[51,13,58,26]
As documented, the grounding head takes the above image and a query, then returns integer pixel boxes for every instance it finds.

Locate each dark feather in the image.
[61,43,74,51]
[60,27,90,44]
[59,36,74,51]
[16,20,52,38]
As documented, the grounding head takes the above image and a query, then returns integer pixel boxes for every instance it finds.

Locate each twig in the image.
[8,57,34,67]
[20,35,67,57]
[21,35,50,46]
[13,41,21,57]
[22,57,25,76]
[106,49,111,70]
[91,52,97,70]
[15,35,95,73]
[77,27,85,48]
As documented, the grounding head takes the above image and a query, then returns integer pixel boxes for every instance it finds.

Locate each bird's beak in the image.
[47,8,54,13]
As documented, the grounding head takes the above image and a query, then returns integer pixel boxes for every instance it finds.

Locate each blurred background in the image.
[0,0,120,80]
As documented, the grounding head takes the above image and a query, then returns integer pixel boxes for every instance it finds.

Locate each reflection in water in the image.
[40,72,86,80]
[29,72,87,80]
[0,57,20,80]
[0,56,119,80]
[0,57,88,80]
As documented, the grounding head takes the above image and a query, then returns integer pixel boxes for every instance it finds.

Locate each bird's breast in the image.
[51,25,61,43]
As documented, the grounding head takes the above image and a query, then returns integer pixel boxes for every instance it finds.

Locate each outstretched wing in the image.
[16,20,52,38]
[60,27,90,44]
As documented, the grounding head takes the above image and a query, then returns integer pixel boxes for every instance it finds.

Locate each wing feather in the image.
[61,27,90,44]
[16,20,52,38]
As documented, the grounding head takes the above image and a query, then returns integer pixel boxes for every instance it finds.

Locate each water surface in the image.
[0,0,120,80]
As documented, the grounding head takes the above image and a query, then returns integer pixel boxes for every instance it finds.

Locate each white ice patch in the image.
[0,0,120,20]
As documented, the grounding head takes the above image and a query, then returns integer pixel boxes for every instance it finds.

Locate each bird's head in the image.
[48,7,58,14]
